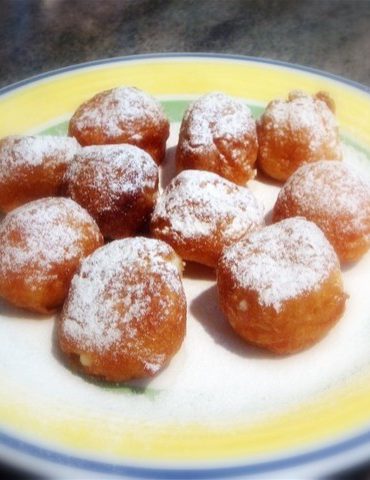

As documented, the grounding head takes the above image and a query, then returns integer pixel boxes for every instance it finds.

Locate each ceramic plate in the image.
[0,54,369,479]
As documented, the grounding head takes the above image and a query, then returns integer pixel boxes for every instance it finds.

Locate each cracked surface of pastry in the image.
[257,90,342,181]
[176,92,258,185]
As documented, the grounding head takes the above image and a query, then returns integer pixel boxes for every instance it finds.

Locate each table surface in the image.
[0,0,369,478]
[1,0,370,89]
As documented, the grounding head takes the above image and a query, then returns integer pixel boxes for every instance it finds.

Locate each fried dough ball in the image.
[58,237,186,382]
[0,135,80,212]
[176,92,258,185]
[257,90,342,181]
[63,144,159,239]
[151,170,264,267]
[0,197,103,314]
[272,161,370,262]
[217,218,347,354]
[68,86,169,164]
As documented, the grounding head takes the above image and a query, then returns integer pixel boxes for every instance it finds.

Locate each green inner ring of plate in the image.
[43,100,370,159]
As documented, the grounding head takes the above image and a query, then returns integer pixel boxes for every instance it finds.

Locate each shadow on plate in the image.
[190,285,274,360]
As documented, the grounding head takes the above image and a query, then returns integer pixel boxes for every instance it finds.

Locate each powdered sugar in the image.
[181,92,256,153]
[62,237,184,352]
[144,353,167,374]
[152,169,263,241]
[220,217,339,312]
[259,91,341,156]
[71,86,167,138]
[0,197,101,286]
[275,161,370,234]
[0,124,370,450]
[0,135,79,182]
[65,144,158,211]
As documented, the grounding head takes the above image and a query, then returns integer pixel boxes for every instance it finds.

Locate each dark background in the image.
[1,0,370,88]
[0,0,369,478]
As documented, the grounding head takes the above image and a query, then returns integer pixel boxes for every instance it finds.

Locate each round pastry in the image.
[0,197,103,314]
[176,92,258,185]
[217,217,347,354]
[151,169,264,267]
[0,135,80,212]
[257,90,342,181]
[58,237,186,382]
[68,86,169,164]
[63,144,159,239]
[272,161,370,262]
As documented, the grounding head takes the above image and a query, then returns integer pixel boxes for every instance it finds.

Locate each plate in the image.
[0,53,370,479]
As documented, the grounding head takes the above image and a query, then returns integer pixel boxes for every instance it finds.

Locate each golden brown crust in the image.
[58,238,186,382]
[272,161,370,263]
[315,91,336,113]
[63,144,159,239]
[68,87,169,164]
[0,136,80,213]
[217,218,347,354]
[0,198,103,314]
[218,268,346,354]
[257,90,341,182]
[150,170,263,267]
[176,92,258,185]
